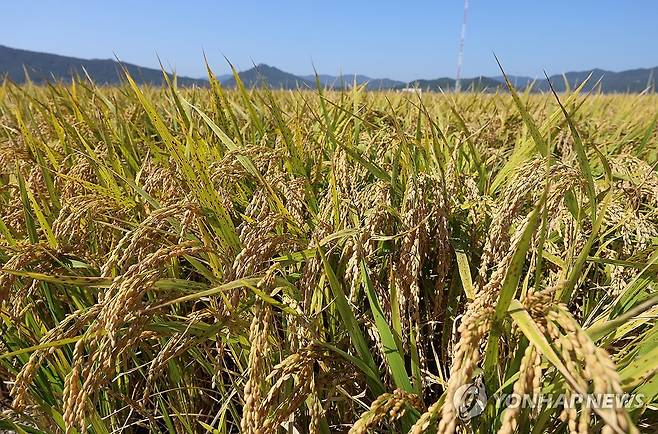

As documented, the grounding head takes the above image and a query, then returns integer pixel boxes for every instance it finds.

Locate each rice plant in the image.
[1,70,657,433]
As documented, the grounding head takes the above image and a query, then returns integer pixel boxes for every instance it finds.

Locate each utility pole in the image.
[455,0,469,92]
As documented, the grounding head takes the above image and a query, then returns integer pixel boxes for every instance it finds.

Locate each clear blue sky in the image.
[2,1,657,81]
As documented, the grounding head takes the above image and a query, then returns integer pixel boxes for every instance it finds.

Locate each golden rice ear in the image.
[497,345,541,434]
[350,389,422,434]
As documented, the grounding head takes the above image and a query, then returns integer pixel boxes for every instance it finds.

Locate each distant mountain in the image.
[0,44,207,86]
[491,68,657,93]
[1,45,657,93]
[532,68,657,93]
[301,74,405,90]
[222,64,314,89]
[301,74,340,87]
[405,76,504,92]
[491,75,538,89]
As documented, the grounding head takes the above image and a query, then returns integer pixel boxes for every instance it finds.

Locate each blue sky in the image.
[2,1,657,81]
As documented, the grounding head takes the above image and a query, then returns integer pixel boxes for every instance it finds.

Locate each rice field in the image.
[1,72,657,433]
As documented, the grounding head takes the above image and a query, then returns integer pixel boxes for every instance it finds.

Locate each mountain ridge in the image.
[222,64,315,89]
[0,44,208,86]
[301,74,405,90]
[1,44,656,93]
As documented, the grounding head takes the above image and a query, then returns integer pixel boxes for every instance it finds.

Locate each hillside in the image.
[533,67,658,92]
[493,68,657,93]
[222,64,314,89]
[0,44,207,86]
[491,75,538,88]
[1,44,657,92]
[301,74,405,90]
[405,76,505,91]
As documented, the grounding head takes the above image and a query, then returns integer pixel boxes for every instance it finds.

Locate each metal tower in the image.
[455,0,469,92]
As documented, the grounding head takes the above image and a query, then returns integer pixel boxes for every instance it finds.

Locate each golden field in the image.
[1,75,657,433]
